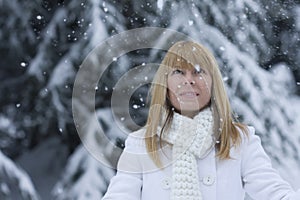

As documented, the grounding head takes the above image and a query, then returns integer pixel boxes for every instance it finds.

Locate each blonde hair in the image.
[145,41,248,167]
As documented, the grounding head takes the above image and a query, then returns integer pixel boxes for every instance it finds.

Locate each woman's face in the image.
[167,64,212,117]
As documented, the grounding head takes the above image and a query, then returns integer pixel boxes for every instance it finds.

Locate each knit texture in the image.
[161,108,214,200]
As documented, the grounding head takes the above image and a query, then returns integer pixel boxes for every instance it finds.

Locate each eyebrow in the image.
[173,66,183,69]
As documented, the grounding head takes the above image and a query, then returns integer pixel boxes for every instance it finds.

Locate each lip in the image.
[179,91,199,97]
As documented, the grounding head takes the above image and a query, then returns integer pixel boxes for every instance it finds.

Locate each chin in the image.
[178,107,201,114]
[179,103,203,112]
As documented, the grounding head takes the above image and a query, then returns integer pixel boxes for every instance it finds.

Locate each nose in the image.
[184,80,195,85]
[183,72,196,85]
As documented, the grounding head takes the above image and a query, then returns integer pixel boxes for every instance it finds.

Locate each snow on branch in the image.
[0,150,40,200]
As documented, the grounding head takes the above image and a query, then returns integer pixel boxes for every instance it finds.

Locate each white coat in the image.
[102,126,300,200]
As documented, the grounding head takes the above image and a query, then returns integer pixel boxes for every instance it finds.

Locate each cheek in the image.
[167,91,180,111]
[167,79,180,107]
[167,84,178,102]
[167,77,180,93]
[198,76,212,92]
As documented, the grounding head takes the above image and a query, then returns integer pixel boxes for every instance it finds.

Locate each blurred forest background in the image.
[0,0,300,199]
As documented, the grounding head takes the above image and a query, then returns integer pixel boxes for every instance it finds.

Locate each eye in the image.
[195,69,205,74]
[194,66,206,75]
[172,69,184,75]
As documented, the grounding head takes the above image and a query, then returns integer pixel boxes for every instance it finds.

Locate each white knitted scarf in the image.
[161,108,214,200]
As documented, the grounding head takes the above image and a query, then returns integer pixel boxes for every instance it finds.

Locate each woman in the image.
[102,41,300,199]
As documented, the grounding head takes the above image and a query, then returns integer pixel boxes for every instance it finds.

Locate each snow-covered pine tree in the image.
[1,0,299,199]
[1,0,126,198]
[64,1,300,198]
[0,150,39,200]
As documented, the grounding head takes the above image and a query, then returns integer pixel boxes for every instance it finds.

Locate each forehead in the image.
[165,52,208,72]
[163,42,209,70]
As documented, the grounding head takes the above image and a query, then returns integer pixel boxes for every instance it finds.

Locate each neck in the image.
[179,111,198,118]
[177,106,210,119]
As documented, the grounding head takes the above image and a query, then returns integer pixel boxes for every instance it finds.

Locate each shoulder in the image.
[235,125,256,143]
[117,129,147,173]
[124,128,147,153]
[236,125,267,157]
[231,125,261,155]
[240,125,259,143]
